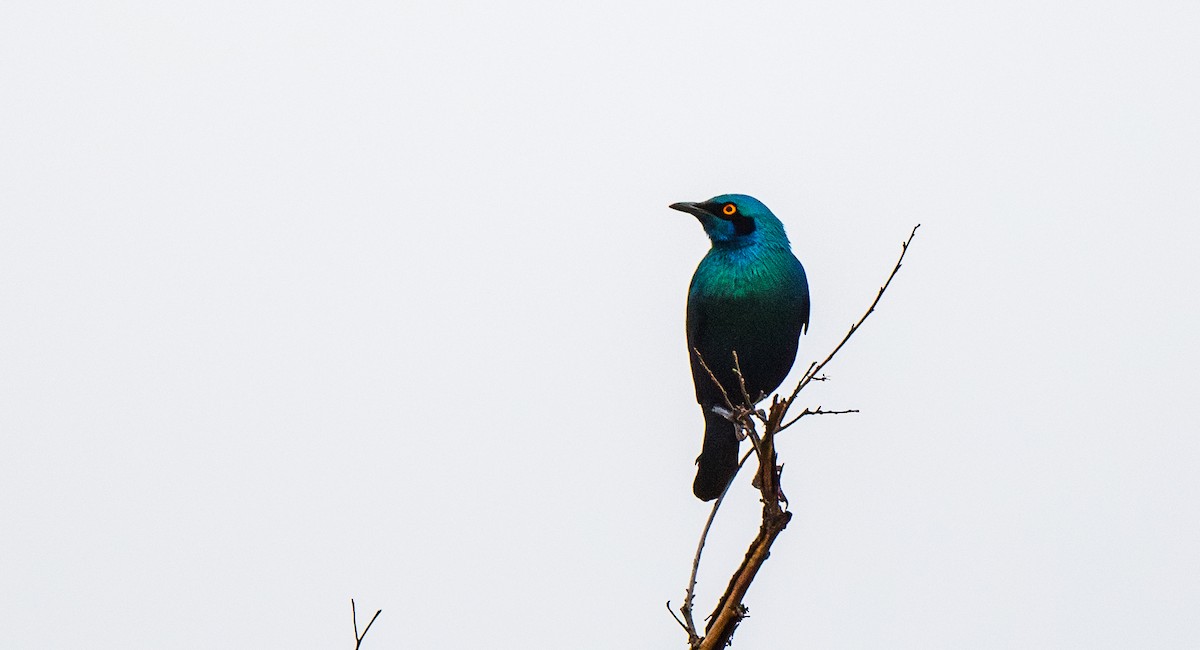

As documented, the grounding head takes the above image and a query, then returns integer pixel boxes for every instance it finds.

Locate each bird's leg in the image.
[734,420,749,442]
[710,404,736,421]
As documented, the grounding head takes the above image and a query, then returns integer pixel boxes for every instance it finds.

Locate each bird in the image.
[670,194,810,501]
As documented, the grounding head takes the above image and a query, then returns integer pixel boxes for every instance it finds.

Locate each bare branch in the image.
[693,347,735,415]
[730,350,756,410]
[351,599,381,650]
[777,406,860,433]
[698,397,792,649]
[666,601,691,636]
[786,223,920,405]
[676,443,763,645]
[722,353,765,458]
[678,483,730,645]
[675,225,920,649]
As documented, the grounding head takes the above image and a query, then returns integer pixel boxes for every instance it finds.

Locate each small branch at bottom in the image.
[351,599,382,650]
[777,406,860,433]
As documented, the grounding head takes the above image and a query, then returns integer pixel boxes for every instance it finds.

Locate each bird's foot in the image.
[711,404,754,440]
[734,423,749,442]
[710,404,764,422]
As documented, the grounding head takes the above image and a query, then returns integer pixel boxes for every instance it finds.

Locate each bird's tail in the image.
[693,409,739,501]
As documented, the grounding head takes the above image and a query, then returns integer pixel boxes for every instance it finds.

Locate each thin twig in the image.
[741,416,764,460]
[730,351,755,410]
[693,348,735,415]
[786,224,920,405]
[666,601,691,635]
[729,351,767,457]
[351,599,382,650]
[679,475,734,643]
[777,406,860,433]
[796,361,817,392]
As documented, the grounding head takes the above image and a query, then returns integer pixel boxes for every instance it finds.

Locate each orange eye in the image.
[722,203,737,216]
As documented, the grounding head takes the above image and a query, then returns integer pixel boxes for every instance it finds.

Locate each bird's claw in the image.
[733,423,749,442]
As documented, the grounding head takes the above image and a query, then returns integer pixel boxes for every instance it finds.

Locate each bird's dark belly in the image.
[689,296,803,406]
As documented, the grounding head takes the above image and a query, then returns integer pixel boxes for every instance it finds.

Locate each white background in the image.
[2,1,1198,648]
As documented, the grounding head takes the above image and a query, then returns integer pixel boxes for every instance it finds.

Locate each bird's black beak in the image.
[669,201,711,218]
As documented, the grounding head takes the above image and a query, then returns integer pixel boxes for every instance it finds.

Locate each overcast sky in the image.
[3,1,1199,648]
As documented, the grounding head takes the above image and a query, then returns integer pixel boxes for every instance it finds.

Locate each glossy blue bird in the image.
[670,194,810,500]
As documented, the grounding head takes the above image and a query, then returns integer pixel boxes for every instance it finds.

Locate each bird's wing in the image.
[799,285,811,335]
[685,286,710,404]
[793,255,811,335]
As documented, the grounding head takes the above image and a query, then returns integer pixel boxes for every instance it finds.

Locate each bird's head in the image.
[669,194,789,248]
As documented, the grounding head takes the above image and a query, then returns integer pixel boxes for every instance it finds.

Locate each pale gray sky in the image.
[2,1,1198,648]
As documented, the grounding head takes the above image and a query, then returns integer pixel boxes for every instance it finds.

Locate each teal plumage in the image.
[671,194,810,500]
